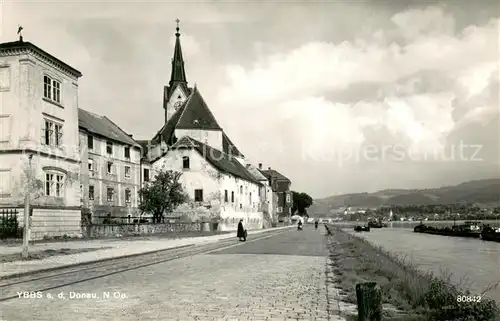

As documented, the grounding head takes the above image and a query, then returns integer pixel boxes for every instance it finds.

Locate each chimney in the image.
[258,163,262,169]
[268,167,271,170]
[128,134,133,138]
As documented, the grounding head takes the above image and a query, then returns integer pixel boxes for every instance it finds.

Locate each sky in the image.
[1,0,499,198]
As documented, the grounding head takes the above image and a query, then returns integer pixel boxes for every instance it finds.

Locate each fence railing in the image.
[92,215,153,224]
[0,208,21,239]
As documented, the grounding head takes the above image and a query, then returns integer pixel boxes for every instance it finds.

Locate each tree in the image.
[138,169,189,223]
[291,191,313,216]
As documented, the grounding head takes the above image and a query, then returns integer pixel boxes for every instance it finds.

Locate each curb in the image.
[0,226,293,281]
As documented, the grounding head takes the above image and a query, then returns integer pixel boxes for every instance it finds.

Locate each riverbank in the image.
[325,225,499,321]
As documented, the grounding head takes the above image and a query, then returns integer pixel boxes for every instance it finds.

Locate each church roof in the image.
[78,108,140,147]
[171,136,261,185]
[176,86,222,130]
[153,86,243,157]
[222,132,244,158]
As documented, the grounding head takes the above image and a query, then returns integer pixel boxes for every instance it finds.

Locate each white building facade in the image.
[78,109,142,223]
[0,38,83,239]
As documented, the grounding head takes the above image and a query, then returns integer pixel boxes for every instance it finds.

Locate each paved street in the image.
[1,225,345,321]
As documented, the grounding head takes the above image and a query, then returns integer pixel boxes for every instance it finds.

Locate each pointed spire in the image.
[169,19,187,86]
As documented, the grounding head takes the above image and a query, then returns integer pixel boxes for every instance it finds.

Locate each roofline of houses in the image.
[78,126,141,150]
[0,40,82,78]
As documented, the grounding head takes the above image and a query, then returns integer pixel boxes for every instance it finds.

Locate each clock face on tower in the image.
[174,101,183,110]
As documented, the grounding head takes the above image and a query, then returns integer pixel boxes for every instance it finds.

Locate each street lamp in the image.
[22,154,33,258]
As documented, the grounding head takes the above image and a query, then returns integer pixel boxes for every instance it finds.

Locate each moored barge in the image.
[414,221,481,238]
[481,225,500,243]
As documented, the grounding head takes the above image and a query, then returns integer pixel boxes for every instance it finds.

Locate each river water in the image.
[333,221,500,302]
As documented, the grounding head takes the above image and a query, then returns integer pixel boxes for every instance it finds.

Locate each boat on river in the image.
[367,219,388,228]
[414,221,481,238]
[354,225,370,232]
[481,225,500,242]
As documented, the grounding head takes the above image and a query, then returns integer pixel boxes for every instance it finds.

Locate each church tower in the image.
[164,19,191,124]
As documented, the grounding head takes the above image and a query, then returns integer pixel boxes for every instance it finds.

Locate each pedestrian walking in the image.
[237,219,247,241]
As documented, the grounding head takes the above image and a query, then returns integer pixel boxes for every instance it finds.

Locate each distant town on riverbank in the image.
[311,178,500,221]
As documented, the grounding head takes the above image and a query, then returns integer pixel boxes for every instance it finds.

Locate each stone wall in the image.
[14,206,82,240]
[82,222,202,238]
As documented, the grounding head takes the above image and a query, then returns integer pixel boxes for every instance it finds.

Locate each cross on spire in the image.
[175,18,180,37]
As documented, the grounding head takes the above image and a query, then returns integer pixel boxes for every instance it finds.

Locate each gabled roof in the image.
[176,86,222,130]
[154,87,244,158]
[171,136,261,185]
[78,108,139,147]
[246,164,268,181]
[259,169,291,182]
[222,132,244,158]
[153,99,188,146]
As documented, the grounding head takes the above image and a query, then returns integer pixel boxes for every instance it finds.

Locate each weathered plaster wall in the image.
[0,152,80,207]
[79,131,142,219]
[153,149,265,230]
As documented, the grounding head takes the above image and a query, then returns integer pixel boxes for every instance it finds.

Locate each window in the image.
[107,162,113,174]
[107,187,114,202]
[249,192,252,203]
[286,194,291,203]
[45,172,64,197]
[240,186,243,194]
[87,135,93,150]
[124,166,131,178]
[239,203,242,209]
[125,189,131,203]
[231,191,234,203]
[88,159,94,175]
[124,147,130,159]
[194,189,203,202]
[89,186,95,200]
[277,207,283,213]
[42,119,63,147]
[182,156,190,169]
[43,75,61,103]
[106,141,113,155]
[143,168,150,182]
[224,190,228,202]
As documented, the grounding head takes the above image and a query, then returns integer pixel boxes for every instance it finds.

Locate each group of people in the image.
[297,219,320,230]
[237,218,321,241]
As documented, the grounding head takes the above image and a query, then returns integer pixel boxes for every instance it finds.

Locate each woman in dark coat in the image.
[237,219,246,241]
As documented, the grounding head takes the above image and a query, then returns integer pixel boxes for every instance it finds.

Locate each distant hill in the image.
[310,178,500,215]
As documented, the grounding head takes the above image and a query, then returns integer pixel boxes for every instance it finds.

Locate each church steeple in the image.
[169,19,187,86]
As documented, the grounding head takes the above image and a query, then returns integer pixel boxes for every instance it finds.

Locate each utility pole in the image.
[22,154,33,259]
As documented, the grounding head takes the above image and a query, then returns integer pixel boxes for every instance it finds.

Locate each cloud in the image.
[215,5,499,196]
[3,1,498,197]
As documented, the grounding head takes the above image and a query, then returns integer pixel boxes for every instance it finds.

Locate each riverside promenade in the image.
[0,227,291,279]
[0,225,349,321]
